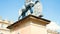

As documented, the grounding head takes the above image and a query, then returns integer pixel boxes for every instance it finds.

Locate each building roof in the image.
[7,15,50,29]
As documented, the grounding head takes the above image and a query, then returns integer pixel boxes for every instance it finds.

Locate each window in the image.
[3,24,7,28]
[17,32,20,34]
[1,24,7,29]
[0,30,3,34]
[0,32,3,34]
[0,23,7,29]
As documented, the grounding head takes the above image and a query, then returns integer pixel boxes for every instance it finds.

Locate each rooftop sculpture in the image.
[18,0,42,20]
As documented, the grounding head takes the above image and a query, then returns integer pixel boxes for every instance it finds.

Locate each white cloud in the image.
[46,21,60,31]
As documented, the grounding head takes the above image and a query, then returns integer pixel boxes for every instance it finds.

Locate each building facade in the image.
[0,19,13,34]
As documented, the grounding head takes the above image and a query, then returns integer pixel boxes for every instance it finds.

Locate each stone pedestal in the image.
[7,15,50,34]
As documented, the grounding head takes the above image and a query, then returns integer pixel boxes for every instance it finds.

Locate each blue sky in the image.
[0,0,60,26]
